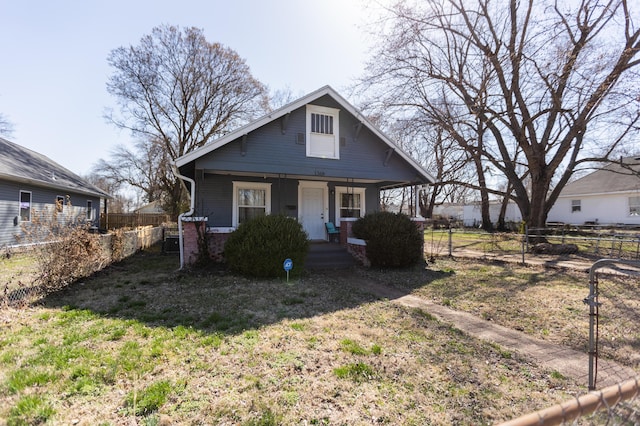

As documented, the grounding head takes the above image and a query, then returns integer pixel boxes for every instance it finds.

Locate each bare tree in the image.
[82,174,134,213]
[93,138,170,212]
[357,0,640,229]
[103,25,268,215]
[0,113,14,137]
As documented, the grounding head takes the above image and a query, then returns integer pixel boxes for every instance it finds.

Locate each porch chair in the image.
[325,222,340,243]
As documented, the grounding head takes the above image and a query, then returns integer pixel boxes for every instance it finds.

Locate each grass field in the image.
[1,245,638,425]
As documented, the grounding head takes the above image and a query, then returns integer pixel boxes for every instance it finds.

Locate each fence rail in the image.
[500,376,640,426]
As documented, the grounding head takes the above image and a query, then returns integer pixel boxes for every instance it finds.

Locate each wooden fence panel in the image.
[100,213,173,230]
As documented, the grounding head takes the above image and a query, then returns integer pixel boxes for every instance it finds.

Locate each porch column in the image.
[412,217,426,254]
[339,218,358,246]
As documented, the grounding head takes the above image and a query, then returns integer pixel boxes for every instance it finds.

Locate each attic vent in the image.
[296,133,305,145]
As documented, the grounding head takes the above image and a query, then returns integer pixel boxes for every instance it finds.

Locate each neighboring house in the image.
[462,201,523,228]
[547,157,640,226]
[134,200,166,214]
[432,203,464,222]
[431,201,523,227]
[174,85,435,264]
[0,137,111,247]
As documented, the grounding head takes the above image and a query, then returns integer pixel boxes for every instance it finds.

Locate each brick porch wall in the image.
[342,217,426,267]
[347,239,370,267]
[182,218,232,265]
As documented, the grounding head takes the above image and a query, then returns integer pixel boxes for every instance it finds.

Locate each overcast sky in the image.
[0,0,382,176]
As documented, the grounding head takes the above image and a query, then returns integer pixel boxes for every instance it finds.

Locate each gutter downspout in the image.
[173,166,195,270]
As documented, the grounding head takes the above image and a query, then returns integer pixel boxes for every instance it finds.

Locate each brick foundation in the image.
[207,232,231,262]
[182,218,233,265]
[182,216,426,266]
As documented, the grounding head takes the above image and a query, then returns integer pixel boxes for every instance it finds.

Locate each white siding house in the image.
[547,157,640,226]
[462,201,523,227]
[432,201,522,227]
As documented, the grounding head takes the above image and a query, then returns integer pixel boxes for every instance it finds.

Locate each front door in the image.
[300,185,327,240]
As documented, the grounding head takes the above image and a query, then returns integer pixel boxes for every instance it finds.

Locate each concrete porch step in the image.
[305,242,356,270]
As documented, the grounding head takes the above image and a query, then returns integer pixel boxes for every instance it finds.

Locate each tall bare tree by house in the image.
[0,113,13,137]
[357,0,640,229]
[100,25,268,215]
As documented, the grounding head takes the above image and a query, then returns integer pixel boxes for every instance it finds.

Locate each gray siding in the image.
[194,99,420,184]
[197,174,380,228]
[0,178,101,247]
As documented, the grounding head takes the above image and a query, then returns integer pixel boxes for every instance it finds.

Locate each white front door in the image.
[299,182,328,240]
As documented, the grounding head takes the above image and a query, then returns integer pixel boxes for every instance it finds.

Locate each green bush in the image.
[223,215,309,278]
[352,211,423,268]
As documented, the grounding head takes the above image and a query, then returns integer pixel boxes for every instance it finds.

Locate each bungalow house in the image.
[0,137,111,248]
[174,85,435,265]
[547,157,640,227]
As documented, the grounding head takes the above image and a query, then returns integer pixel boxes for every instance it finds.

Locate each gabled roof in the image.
[0,137,111,198]
[559,157,640,197]
[175,85,435,184]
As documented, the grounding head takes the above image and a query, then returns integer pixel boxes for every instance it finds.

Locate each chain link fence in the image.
[424,227,640,262]
[500,259,640,425]
[500,376,640,426]
[1,226,168,308]
[585,260,640,390]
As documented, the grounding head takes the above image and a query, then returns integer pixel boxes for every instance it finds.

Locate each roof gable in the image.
[560,157,640,196]
[175,85,435,184]
[0,137,110,198]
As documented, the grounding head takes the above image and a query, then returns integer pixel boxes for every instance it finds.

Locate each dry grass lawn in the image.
[1,246,638,425]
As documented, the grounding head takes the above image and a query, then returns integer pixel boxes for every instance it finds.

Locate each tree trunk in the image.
[496,183,513,232]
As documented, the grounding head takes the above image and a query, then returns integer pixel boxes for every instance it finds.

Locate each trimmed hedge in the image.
[352,211,423,268]
[223,215,309,278]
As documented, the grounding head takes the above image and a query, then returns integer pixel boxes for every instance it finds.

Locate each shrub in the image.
[352,211,423,268]
[15,202,109,294]
[223,215,309,278]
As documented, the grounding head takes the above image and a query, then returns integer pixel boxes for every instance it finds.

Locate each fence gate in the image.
[585,259,640,391]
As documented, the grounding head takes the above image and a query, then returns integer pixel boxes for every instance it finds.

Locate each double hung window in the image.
[19,191,31,222]
[630,196,640,216]
[335,186,365,222]
[233,182,272,227]
[571,200,581,213]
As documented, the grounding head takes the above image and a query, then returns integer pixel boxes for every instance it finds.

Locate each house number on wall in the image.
[314,170,325,176]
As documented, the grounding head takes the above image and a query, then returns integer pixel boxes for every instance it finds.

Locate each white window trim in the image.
[334,186,366,223]
[19,190,32,222]
[306,104,340,159]
[56,195,65,213]
[87,200,94,220]
[232,181,272,227]
[629,196,640,216]
[571,199,581,213]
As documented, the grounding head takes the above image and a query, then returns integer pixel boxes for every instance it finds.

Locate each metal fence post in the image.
[448,227,453,257]
[586,266,598,391]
